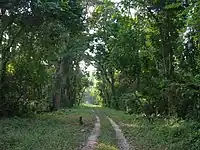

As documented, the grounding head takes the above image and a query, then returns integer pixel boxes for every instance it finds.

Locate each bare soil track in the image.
[82,109,132,150]
[82,114,101,150]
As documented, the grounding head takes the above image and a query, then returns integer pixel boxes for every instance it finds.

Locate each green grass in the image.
[95,108,119,150]
[2,105,199,150]
[0,107,95,150]
[102,107,200,150]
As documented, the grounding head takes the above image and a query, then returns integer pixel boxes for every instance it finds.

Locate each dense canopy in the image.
[0,0,200,121]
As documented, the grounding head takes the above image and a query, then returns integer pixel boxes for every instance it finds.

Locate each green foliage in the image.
[165,83,200,119]
[0,0,89,116]
[1,0,200,125]
[89,0,200,121]
[102,107,200,150]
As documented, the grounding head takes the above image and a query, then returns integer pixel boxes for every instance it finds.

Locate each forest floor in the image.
[0,106,95,150]
[1,105,200,150]
[101,107,200,150]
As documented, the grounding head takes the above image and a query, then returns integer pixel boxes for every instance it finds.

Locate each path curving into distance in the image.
[82,113,101,150]
[107,116,131,150]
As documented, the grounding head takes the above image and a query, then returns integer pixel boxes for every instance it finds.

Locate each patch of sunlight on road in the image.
[81,103,102,108]
[97,143,118,150]
[166,122,181,129]
[165,118,184,129]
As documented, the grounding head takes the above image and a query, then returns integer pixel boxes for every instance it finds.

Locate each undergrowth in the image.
[0,107,95,150]
[102,108,200,150]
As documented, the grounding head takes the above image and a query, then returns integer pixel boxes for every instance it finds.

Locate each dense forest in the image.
[91,0,200,121]
[0,0,92,116]
[0,0,200,122]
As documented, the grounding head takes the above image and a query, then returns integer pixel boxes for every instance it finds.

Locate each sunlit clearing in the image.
[81,103,102,108]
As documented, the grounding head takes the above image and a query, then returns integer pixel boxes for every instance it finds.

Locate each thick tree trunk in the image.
[111,72,117,108]
[52,60,62,110]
